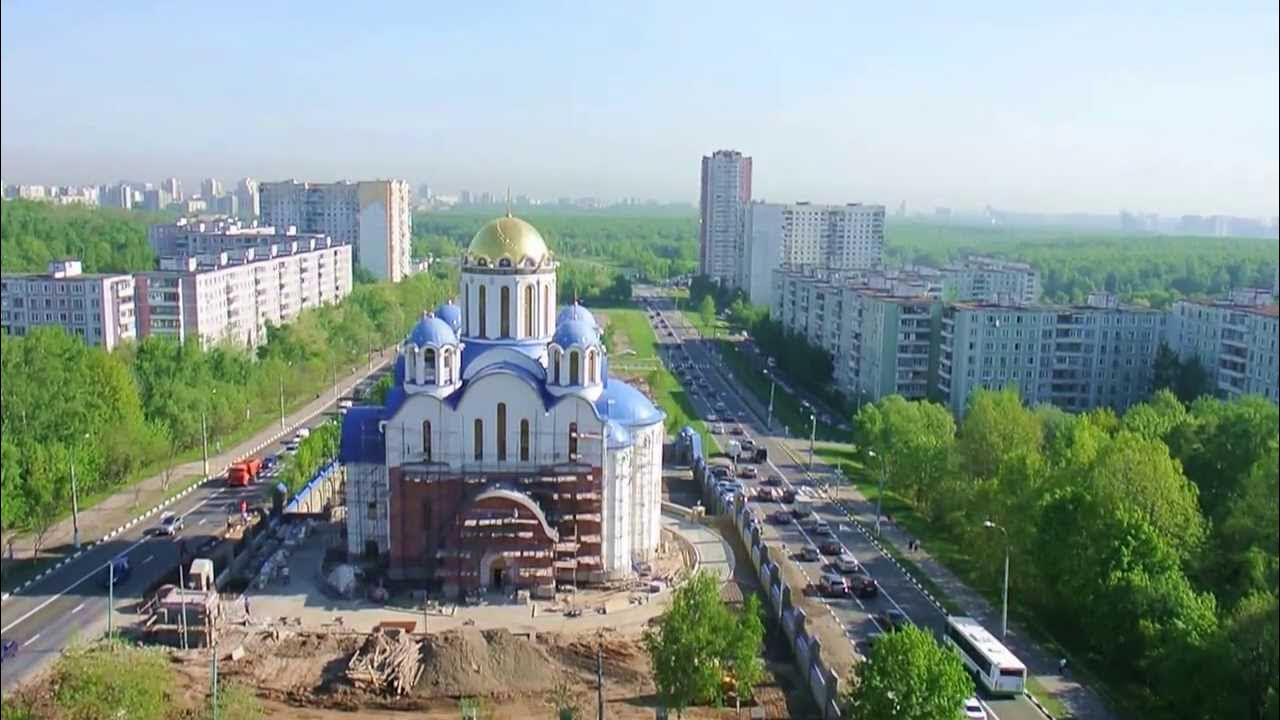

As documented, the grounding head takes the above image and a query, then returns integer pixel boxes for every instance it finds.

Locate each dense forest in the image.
[852,389,1278,720]
[412,211,699,282]
[885,221,1279,307]
[0,199,170,273]
[0,270,454,546]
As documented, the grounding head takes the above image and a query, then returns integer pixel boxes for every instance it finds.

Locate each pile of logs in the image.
[345,629,423,696]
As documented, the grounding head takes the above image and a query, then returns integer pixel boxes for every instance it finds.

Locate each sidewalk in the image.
[0,353,392,574]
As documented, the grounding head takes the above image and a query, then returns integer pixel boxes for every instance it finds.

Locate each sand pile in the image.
[417,628,562,698]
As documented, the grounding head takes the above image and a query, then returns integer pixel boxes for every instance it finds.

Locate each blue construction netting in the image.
[283,459,339,513]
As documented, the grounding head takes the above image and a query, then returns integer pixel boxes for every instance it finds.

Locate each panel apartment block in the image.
[746,202,885,306]
[1,259,136,350]
[699,150,752,289]
[1165,289,1279,404]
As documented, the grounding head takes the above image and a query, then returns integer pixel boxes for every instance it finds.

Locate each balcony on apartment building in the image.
[896,342,931,358]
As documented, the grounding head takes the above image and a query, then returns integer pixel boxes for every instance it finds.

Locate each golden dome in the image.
[466,215,551,268]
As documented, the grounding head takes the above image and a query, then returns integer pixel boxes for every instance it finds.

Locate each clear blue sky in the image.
[2,1,1276,216]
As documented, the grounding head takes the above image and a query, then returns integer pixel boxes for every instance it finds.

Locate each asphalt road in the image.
[0,369,389,692]
[636,287,1044,720]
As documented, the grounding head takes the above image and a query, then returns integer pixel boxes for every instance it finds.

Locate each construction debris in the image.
[344,628,423,696]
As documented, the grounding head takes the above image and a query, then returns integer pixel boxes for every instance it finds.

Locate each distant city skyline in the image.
[2,3,1276,217]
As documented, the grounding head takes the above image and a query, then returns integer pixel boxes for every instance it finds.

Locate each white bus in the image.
[944,616,1026,696]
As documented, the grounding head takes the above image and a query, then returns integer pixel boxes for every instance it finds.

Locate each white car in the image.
[962,698,986,719]
[157,512,184,536]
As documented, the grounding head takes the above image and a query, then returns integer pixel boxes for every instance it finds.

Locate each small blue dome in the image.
[598,379,665,427]
[434,301,463,334]
[552,319,600,348]
[557,303,597,329]
[605,420,633,449]
[407,312,458,347]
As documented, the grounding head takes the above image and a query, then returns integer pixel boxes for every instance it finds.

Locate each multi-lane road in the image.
[0,368,389,691]
[636,287,1045,720]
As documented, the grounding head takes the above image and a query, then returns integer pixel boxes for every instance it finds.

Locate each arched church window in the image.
[422,420,432,461]
[569,351,580,385]
[474,418,484,462]
[520,419,530,462]
[478,286,487,338]
[500,286,511,338]
[442,347,453,383]
[586,349,597,384]
[524,285,534,338]
[496,403,508,461]
[543,286,551,333]
[569,422,579,460]
[498,258,512,268]
[424,347,436,383]
[551,348,562,384]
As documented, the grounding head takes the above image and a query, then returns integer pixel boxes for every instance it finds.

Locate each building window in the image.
[500,286,511,338]
[569,422,579,460]
[422,420,432,461]
[543,286,552,333]
[520,419,530,462]
[478,285,487,337]
[474,419,484,461]
[569,351,580,385]
[442,347,453,383]
[423,347,436,383]
[587,349,598,383]
[524,285,534,338]
[496,403,508,461]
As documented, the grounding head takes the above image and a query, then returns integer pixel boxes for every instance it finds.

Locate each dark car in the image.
[799,545,822,562]
[819,539,843,555]
[1,638,18,663]
[881,609,912,632]
[763,474,782,487]
[768,510,792,524]
[850,576,879,599]
[102,555,131,588]
[779,489,797,504]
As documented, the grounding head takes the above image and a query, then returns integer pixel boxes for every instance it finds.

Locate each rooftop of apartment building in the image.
[942,255,1036,272]
[948,291,1163,314]
[146,239,350,275]
[1175,288,1278,317]
[1,259,131,281]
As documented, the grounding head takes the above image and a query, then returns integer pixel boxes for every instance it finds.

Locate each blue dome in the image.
[407,313,458,347]
[557,304,597,329]
[552,319,600,348]
[604,420,633,449]
[434,301,463,334]
[598,379,665,427]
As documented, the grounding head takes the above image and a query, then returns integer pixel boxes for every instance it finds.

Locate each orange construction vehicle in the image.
[226,458,263,487]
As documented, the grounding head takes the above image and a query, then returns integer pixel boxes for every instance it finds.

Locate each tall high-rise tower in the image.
[698,150,752,288]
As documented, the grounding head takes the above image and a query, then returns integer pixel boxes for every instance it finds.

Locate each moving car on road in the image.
[768,510,792,524]
[819,539,843,555]
[819,573,849,598]
[850,576,879,599]
[157,511,184,535]
[880,609,912,632]
[963,698,987,719]
[763,474,782,487]
[799,545,821,562]
[834,553,863,574]
[779,488,796,503]
[738,465,758,479]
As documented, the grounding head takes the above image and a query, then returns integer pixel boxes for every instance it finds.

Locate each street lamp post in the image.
[70,457,81,550]
[764,371,776,430]
[869,449,888,536]
[202,389,217,478]
[984,520,1010,639]
[807,414,816,469]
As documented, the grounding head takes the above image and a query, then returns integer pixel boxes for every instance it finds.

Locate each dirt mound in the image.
[546,634,652,688]
[417,628,562,698]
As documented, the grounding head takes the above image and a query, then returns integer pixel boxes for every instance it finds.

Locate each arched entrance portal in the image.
[481,553,517,591]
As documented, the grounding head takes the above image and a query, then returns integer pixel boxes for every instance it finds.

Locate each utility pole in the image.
[201,412,209,478]
[279,373,286,430]
[70,458,81,550]
[596,641,605,720]
[106,560,114,637]
[808,414,816,470]
[211,638,220,720]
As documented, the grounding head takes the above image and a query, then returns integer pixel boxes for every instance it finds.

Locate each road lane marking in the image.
[141,554,155,565]
[71,602,86,614]
[22,633,41,647]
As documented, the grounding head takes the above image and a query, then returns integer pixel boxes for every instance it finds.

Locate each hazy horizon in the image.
[2,2,1276,218]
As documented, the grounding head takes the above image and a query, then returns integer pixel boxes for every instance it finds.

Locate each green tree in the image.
[957,387,1043,480]
[698,295,717,329]
[644,571,765,715]
[840,625,974,720]
[52,640,173,720]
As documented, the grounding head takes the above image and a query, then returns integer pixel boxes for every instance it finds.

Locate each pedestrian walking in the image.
[1058,657,1068,674]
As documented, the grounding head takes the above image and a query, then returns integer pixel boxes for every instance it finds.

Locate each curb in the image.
[1,368,381,603]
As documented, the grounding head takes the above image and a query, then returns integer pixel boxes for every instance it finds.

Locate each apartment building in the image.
[699,150,752,289]
[134,238,353,349]
[770,265,940,404]
[940,256,1041,305]
[149,216,323,257]
[259,179,412,282]
[0,259,137,350]
[939,293,1163,417]
[1165,288,1279,403]
[746,202,885,305]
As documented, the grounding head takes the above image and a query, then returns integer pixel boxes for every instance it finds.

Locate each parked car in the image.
[819,573,849,598]
[819,539,843,555]
[157,511,184,536]
[799,545,821,562]
[1,638,18,664]
[963,698,987,719]
[850,576,879,599]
